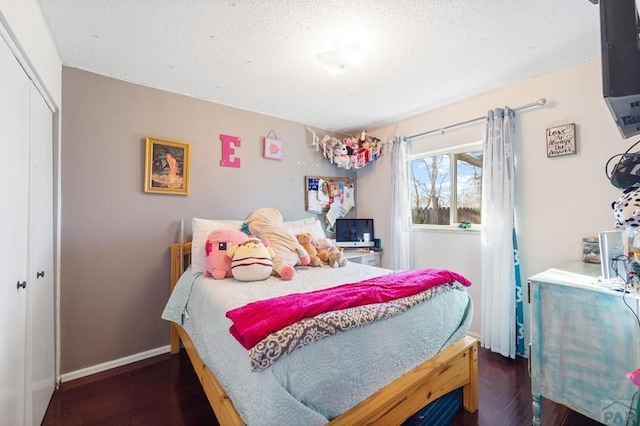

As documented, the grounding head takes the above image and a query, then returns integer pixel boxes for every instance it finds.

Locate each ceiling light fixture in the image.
[315,43,361,76]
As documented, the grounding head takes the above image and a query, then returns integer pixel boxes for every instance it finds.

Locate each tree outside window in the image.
[410,143,483,227]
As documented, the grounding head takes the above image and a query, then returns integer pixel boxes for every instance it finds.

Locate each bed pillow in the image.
[283,219,325,242]
[192,218,243,275]
[283,217,316,227]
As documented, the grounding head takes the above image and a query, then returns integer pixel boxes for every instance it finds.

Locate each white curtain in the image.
[388,136,412,271]
[480,108,517,358]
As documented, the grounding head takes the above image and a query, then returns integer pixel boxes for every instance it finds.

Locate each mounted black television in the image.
[599,0,640,139]
[335,218,374,248]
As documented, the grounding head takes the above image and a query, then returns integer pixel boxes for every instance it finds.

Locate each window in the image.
[409,142,483,227]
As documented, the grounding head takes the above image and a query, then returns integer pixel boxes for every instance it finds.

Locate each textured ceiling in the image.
[37,0,601,133]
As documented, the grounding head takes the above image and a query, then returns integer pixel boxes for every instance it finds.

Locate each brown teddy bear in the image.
[296,233,323,267]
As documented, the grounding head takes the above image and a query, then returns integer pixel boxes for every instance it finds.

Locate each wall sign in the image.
[263,137,283,160]
[220,134,241,168]
[546,123,576,158]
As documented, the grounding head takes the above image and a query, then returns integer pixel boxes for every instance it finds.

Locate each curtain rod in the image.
[406,98,547,141]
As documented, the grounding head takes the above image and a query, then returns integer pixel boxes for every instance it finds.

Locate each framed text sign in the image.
[546,123,576,158]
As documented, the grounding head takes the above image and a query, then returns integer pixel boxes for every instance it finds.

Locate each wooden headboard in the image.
[170,241,192,291]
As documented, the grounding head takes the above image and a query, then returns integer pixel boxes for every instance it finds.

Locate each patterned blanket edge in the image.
[248,282,465,371]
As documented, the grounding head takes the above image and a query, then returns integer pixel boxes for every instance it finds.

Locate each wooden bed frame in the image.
[169,241,478,425]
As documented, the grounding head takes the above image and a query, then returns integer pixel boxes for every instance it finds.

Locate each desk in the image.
[343,250,381,267]
[528,260,640,425]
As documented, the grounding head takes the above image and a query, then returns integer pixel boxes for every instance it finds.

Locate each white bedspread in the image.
[162,262,472,425]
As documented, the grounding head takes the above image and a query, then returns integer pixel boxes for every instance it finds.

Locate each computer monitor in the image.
[335,218,374,248]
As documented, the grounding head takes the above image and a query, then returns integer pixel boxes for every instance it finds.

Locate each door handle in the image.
[37,271,45,278]
[17,281,26,290]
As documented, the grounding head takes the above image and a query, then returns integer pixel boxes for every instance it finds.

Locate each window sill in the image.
[411,225,481,234]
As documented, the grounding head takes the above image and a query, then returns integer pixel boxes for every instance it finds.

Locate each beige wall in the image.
[363,58,627,340]
[60,67,353,374]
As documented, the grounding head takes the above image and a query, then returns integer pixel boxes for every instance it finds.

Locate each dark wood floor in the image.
[42,346,604,426]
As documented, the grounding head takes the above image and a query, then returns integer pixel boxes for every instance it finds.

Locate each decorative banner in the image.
[546,123,576,158]
[220,134,241,168]
[263,137,283,160]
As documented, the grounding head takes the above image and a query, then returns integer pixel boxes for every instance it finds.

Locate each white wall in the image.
[0,0,61,108]
[362,59,627,341]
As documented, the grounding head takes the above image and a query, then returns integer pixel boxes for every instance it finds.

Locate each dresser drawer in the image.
[343,251,381,267]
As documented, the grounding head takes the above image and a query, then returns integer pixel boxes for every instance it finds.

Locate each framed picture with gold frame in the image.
[144,136,190,195]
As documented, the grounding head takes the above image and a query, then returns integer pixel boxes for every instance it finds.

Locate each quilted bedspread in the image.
[162,262,473,425]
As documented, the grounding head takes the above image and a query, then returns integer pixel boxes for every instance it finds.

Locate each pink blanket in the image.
[226,268,472,349]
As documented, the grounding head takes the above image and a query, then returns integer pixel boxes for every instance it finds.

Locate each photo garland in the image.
[307,128,391,170]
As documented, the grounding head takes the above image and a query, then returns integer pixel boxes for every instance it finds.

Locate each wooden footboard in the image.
[169,242,478,425]
[330,335,478,425]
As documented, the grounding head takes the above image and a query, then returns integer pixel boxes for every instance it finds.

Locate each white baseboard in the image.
[60,332,483,383]
[466,331,480,340]
[60,345,171,383]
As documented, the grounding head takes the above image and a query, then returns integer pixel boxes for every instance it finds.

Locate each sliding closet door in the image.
[0,37,31,425]
[26,87,55,426]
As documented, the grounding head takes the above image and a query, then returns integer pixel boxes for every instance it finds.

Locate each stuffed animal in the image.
[344,137,358,155]
[313,238,333,263]
[227,237,275,281]
[320,135,335,161]
[333,143,352,169]
[327,246,347,268]
[613,185,640,229]
[296,233,322,266]
[205,229,250,279]
[358,129,367,147]
[312,238,347,268]
[243,208,310,280]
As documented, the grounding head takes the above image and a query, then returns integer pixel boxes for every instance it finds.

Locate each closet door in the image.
[26,88,55,426]
[0,37,31,425]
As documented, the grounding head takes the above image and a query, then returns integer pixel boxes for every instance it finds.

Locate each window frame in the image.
[408,141,483,231]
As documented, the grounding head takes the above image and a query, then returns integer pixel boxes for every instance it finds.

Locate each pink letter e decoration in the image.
[220,134,241,168]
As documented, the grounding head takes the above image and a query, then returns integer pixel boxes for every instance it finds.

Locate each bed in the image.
[163,240,478,425]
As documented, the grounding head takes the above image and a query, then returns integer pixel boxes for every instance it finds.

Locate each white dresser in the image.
[343,250,382,267]
[528,261,640,425]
